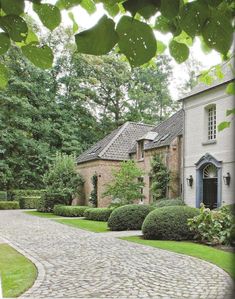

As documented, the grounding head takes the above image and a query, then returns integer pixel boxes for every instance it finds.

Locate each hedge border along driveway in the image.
[0,210,233,299]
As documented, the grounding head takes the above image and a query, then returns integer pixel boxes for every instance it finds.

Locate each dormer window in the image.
[207,105,216,141]
[137,140,144,160]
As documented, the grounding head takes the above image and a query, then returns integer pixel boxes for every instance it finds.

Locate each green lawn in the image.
[55,219,109,232]
[24,211,61,218]
[0,244,37,298]
[121,236,235,280]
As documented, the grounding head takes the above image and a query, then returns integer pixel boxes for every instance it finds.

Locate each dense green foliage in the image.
[153,198,185,208]
[53,205,89,217]
[89,174,98,207]
[188,204,235,245]
[0,191,7,200]
[150,154,170,200]
[142,206,199,240]
[39,153,84,212]
[104,161,145,205]
[8,189,44,200]
[0,201,19,209]
[0,244,37,298]
[108,204,154,231]
[19,196,41,209]
[84,208,113,222]
[0,37,175,190]
[0,0,233,90]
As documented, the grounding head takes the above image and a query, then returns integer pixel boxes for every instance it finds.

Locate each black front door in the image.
[203,178,217,209]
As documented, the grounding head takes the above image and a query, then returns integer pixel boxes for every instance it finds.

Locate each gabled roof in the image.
[129,109,184,153]
[179,60,235,101]
[77,122,154,164]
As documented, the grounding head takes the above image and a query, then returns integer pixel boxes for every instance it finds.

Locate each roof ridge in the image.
[98,122,129,158]
[127,121,155,127]
[151,109,183,131]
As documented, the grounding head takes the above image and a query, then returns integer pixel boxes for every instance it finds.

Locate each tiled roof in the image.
[129,110,184,153]
[77,122,154,164]
[180,60,235,101]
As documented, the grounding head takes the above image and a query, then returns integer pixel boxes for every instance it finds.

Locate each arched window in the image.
[203,163,217,179]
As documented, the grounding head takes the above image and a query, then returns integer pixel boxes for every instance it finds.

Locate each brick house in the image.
[76,110,183,207]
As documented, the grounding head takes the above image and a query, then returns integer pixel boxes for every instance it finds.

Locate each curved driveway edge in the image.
[0,210,233,299]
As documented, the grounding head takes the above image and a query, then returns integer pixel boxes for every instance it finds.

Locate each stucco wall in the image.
[183,84,235,207]
[76,160,121,207]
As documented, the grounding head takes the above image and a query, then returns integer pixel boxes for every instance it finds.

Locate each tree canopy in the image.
[0,0,234,87]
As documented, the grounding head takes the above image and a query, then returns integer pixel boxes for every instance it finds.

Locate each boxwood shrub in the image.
[19,196,41,209]
[53,205,89,217]
[153,198,185,208]
[84,208,113,222]
[142,206,199,240]
[108,204,155,231]
[0,201,19,210]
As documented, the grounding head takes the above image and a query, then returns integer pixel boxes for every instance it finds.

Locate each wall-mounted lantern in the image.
[186,175,193,187]
[223,172,231,186]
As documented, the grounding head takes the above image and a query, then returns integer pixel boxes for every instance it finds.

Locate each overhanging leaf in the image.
[75,15,118,55]
[0,63,9,89]
[156,40,166,55]
[68,12,79,33]
[21,42,54,69]
[226,108,235,116]
[80,0,96,14]
[0,33,10,55]
[226,82,235,95]
[161,0,180,19]
[1,0,24,15]
[0,15,28,42]
[202,11,233,55]
[179,1,209,37]
[56,0,82,10]
[218,121,230,131]
[116,16,157,66]
[123,0,160,19]
[174,31,193,47]
[33,3,61,31]
[169,40,189,64]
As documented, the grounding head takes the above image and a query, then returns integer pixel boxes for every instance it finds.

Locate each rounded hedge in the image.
[84,208,113,222]
[53,205,89,217]
[154,198,185,208]
[108,204,155,231]
[142,206,199,240]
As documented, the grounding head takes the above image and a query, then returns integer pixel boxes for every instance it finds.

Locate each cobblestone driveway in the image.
[0,210,233,299]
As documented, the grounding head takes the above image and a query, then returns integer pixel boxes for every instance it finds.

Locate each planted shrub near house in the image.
[84,208,113,222]
[142,206,199,240]
[153,198,185,208]
[108,204,155,231]
[0,201,19,210]
[53,205,89,217]
[8,189,44,201]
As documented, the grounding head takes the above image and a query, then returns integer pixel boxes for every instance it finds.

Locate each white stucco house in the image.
[181,63,235,209]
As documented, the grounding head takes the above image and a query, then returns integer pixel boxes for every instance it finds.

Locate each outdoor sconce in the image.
[186,175,193,187]
[223,172,231,186]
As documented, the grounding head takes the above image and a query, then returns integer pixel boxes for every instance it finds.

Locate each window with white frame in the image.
[207,105,216,140]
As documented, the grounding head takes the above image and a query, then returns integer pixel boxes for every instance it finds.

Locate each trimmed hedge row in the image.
[142,206,199,240]
[8,189,45,201]
[19,196,41,209]
[84,208,114,222]
[0,201,19,210]
[0,191,7,200]
[153,198,185,208]
[108,204,155,231]
[53,205,89,217]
